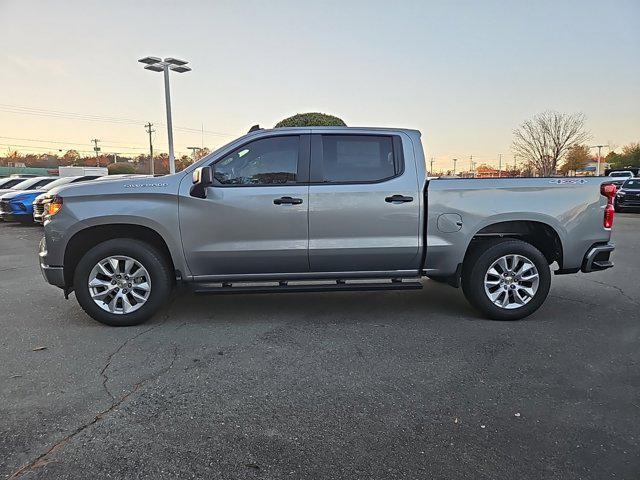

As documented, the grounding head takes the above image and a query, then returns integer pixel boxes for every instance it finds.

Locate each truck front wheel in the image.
[461,239,551,321]
[73,239,173,326]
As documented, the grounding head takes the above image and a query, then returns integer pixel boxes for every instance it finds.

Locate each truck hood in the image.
[53,174,183,198]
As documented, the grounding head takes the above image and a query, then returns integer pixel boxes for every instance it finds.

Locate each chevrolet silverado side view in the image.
[39,127,616,326]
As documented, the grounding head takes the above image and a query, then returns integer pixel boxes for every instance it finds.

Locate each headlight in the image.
[617,191,626,196]
[46,196,63,217]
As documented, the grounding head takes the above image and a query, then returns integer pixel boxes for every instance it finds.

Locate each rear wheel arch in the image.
[466,220,563,267]
[63,224,176,287]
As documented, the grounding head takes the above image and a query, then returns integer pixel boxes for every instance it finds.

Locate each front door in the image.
[308,133,421,272]
[179,134,310,277]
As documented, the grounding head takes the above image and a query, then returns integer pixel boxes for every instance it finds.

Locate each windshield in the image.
[0,178,24,189]
[622,179,640,189]
[11,178,55,191]
[9,178,39,190]
[609,171,632,177]
[41,177,75,191]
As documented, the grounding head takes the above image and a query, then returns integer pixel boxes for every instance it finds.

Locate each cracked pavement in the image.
[1,215,639,479]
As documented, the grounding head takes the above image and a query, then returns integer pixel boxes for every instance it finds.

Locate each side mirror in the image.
[190,166,213,198]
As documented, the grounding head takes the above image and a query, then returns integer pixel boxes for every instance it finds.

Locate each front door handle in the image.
[385,195,413,203]
[274,196,303,205]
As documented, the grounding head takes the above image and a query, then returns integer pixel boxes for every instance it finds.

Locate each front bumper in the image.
[39,237,66,288]
[581,243,614,273]
[33,202,46,223]
[0,201,31,222]
[616,195,640,208]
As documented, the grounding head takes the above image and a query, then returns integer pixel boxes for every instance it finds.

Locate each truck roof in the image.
[248,126,421,136]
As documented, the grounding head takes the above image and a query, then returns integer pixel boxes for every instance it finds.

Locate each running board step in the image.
[193,281,423,295]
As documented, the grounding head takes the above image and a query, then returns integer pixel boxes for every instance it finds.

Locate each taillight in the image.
[604,204,615,229]
[601,183,617,198]
[601,183,617,229]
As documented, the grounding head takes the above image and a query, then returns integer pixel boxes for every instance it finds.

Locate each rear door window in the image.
[314,135,401,183]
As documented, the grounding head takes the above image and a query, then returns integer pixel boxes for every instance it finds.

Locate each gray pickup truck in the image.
[39,127,616,326]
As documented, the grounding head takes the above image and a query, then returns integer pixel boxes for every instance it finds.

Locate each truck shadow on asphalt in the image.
[150,280,488,328]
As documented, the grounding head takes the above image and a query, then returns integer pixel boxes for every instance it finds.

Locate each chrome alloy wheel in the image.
[483,254,539,310]
[88,256,151,314]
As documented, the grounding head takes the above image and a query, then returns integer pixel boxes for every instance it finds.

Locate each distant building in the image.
[577,161,610,175]
[475,165,501,178]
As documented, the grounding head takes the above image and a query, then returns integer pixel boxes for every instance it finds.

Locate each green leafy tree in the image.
[108,163,136,174]
[62,149,81,166]
[559,145,591,174]
[176,154,194,172]
[275,112,346,128]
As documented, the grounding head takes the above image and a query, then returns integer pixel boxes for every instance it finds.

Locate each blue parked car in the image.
[0,176,98,223]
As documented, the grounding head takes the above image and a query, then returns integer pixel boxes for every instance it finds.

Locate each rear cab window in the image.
[311,134,403,183]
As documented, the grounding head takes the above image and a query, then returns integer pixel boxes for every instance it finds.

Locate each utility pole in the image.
[187,146,202,161]
[498,154,502,178]
[453,158,457,176]
[91,139,101,167]
[590,145,609,176]
[469,155,474,178]
[429,157,435,175]
[513,155,517,176]
[112,153,119,164]
[145,122,155,176]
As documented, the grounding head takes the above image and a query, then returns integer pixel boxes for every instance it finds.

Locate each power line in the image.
[0,103,235,137]
[0,135,148,150]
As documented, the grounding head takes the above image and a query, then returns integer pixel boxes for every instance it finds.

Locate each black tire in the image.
[73,239,173,326]
[461,239,551,321]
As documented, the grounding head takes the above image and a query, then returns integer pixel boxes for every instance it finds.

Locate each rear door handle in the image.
[274,196,303,205]
[385,195,413,203]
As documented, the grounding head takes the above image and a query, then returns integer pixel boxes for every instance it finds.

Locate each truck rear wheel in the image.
[461,239,551,321]
[73,239,172,326]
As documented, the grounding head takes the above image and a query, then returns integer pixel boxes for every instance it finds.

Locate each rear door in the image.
[308,132,421,272]
[179,133,311,276]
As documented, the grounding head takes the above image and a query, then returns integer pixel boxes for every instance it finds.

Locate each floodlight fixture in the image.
[138,56,162,65]
[164,57,189,66]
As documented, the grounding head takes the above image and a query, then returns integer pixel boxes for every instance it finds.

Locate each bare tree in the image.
[512,111,591,176]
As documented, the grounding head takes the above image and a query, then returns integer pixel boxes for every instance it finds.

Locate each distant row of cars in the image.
[0,174,147,224]
[606,171,640,212]
[614,178,640,212]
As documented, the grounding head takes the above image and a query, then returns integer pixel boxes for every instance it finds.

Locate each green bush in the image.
[275,112,346,128]
[108,163,136,175]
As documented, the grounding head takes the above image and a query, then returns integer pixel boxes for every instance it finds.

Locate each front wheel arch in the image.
[63,224,176,288]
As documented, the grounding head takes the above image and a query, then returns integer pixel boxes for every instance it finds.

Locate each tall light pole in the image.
[590,145,609,176]
[452,158,457,176]
[138,56,191,174]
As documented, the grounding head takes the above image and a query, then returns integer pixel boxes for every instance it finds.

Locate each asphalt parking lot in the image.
[1,216,639,480]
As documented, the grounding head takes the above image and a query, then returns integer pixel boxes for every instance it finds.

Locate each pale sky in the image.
[1,0,638,171]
